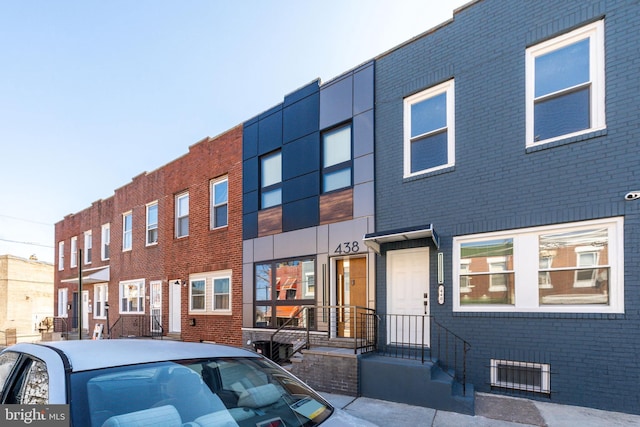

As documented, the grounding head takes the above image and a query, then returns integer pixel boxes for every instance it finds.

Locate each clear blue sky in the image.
[0,0,468,263]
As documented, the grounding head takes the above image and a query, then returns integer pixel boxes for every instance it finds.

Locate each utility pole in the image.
[78,248,82,340]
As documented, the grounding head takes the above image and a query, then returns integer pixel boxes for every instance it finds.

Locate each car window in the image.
[70,357,333,427]
[6,357,49,405]
[0,352,20,394]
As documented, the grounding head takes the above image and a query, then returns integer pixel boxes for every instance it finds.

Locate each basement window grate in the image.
[490,359,550,394]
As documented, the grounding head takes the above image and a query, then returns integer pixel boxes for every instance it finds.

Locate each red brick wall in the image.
[53,125,244,346]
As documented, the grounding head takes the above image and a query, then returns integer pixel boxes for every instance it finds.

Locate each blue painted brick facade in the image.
[374,0,640,414]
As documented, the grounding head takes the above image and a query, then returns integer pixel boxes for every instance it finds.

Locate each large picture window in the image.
[404,79,455,177]
[526,20,605,146]
[453,218,623,313]
[254,258,315,328]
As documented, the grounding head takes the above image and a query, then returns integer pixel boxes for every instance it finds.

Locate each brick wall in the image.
[374,0,640,414]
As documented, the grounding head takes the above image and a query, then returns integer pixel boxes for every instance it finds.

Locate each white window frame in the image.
[122,211,132,251]
[188,270,232,315]
[93,284,108,319]
[119,279,145,314]
[84,230,92,265]
[210,176,228,229]
[70,236,78,268]
[453,217,624,313]
[101,223,110,260]
[146,201,159,246]
[403,79,455,178]
[490,359,551,394]
[58,288,68,317]
[526,20,605,146]
[176,192,189,238]
[58,241,64,271]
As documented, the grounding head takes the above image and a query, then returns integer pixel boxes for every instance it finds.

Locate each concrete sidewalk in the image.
[323,392,640,427]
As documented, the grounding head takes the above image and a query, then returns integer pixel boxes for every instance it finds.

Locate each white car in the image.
[0,340,375,426]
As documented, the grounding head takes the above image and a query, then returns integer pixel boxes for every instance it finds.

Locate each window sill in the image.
[452,310,625,320]
[403,165,455,183]
[526,128,607,153]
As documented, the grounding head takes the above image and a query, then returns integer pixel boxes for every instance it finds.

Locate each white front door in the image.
[169,281,181,333]
[150,281,162,333]
[82,290,90,331]
[387,247,430,346]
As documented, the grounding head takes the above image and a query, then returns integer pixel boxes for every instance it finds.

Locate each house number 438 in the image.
[334,241,360,254]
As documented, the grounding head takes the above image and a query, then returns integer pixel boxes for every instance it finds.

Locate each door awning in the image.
[363,224,439,254]
[61,266,110,285]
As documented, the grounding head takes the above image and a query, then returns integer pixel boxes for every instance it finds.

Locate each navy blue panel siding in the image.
[282,133,320,181]
[283,92,320,144]
[283,173,319,204]
[243,121,258,160]
[243,211,258,240]
[320,75,353,129]
[258,109,283,155]
[374,0,640,415]
[243,189,258,216]
[353,64,374,116]
[283,196,319,232]
[284,80,320,106]
[242,157,258,197]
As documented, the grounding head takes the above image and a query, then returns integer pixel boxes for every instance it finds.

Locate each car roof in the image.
[12,340,259,372]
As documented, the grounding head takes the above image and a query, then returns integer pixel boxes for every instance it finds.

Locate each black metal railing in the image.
[266,305,377,362]
[110,315,163,339]
[374,313,471,394]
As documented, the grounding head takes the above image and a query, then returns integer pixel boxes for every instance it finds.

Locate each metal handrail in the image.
[373,313,471,395]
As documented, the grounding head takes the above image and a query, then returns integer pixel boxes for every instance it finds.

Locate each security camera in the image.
[624,191,640,201]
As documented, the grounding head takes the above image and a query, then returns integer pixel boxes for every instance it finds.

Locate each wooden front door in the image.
[337,257,367,337]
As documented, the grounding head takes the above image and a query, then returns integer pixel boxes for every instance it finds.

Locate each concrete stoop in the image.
[359,354,475,415]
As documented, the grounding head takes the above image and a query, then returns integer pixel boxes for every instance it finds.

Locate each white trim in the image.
[188,270,233,315]
[146,201,159,246]
[453,217,624,313]
[101,223,110,260]
[58,241,65,271]
[70,236,78,268]
[210,176,229,229]
[119,279,145,314]
[491,359,551,394]
[526,20,605,146]
[403,79,455,178]
[175,192,189,238]
[122,211,133,251]
[84,230,92,265]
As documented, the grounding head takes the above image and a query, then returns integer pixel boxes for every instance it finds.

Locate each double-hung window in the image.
[101,223,110,260]
[94,284,108,319]
[122,212,132,251]
[211,177,228,229]
[260,151,282,209]
[404,79,455,177]
[176,193,189,238]
[120,280,144,313]
[322,124,352,193]
[70,236,78,268]
[146,202,158,245]
[58,241,64,271]
[454,217,623,313]
[84,231,92,264]
[188,271,232,313]
[526,20,605,146]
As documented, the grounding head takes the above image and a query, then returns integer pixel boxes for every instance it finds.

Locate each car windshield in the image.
[70,356,333,427]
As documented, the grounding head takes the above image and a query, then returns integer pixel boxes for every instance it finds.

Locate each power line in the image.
[0,238,54,249]
[0,214,53,227]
